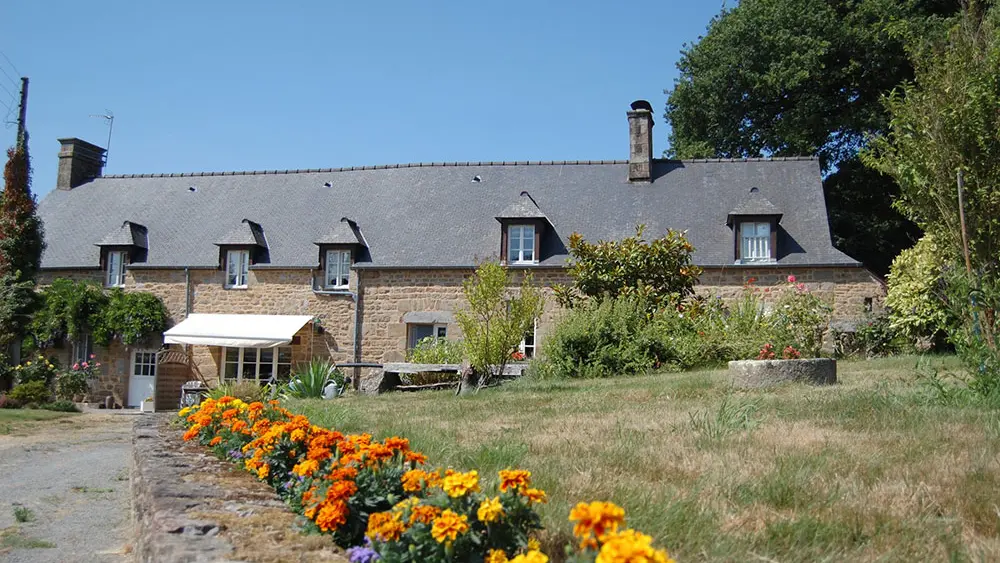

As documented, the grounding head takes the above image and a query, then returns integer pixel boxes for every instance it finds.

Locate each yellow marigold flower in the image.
[522,488,547,504]
[25,361,31,366]
[509,551,548,563]
[290,429,306,442]
[499,469,532,492]
[442,470,480,498]
[178,407,192,417]
[366,511,406,542]
[486,549,509,563]
[257,464,270,479]
[292,459,320,477]
[401,469,429,492]
[430,509,469,544]
[595,529,674,563]
[477,496,504,523]
[527,538,540,551]
[569,501,626,549]
[393,496,421,512]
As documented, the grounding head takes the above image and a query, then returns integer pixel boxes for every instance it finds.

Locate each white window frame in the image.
[508,225,536,264]
[223,346,293,384]
[225,249,250,288]
[105,250,127,288]
[407,323,448,350]
[132,350,158,378]
[740,221,772,263]
[325,249,351,289]
[518,320,538,360]
[72,334,93,364]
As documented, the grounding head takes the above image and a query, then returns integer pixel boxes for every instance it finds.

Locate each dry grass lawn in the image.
[288,355,1000,562]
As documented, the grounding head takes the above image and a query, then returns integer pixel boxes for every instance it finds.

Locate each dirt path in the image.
[0,411,134,562]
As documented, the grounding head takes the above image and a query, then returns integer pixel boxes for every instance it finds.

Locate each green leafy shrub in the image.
[539,296,673,379]
[281,359,345,399]
[205,381,270,403]
[844,311,910,358]
[554,224,701,309]
[405,336,464,364]
[943,266,1000,399]
[13,354,59,386]
[94,288,168,346]
[30,278,107,345]
[456,262,543,390]
[56,369,91,401]
[38,400,79,413]
[886,235,950,343]
[8,381,52,405]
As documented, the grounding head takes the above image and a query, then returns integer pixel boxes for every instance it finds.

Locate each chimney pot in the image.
[627,100,654,182]
[57,138,106,190]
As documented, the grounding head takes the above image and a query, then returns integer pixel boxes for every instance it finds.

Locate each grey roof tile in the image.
[37,159,859,270]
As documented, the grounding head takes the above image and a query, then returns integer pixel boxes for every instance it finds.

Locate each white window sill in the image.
[736,259,777,265]
[315,287,353,295]
[224,285,249,290]
[510,261,540,266]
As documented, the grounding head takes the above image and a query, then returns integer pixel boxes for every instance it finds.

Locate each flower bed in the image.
[180,397,675,562]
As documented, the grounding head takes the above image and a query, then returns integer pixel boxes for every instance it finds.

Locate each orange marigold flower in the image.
[442,470,479,498]
[328,466,358,482]
[383,436,410,451]
[486,549,509,563]
[499,469,532,492]
[431,509,469,544]
[595,529,674,563]
[509,551,548,563]
[366,511,406,542]
[404,451,428,465]
[256,464,270,480]
[523,488,548,504]
[401,469,429,493]
[307,446,332,462]
[290,429,306,442]
[325,480,358,502]
[231,420,248,433]
[218,395,236,403]
[569,501,625,549]
[209,436,222,446]
[222,408,238,420]
[182,425,201,441]
[409,504,441,525]
[315,500,348,531]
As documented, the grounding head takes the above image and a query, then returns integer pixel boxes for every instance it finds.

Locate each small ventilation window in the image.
[472,175,482,183]
[324,181,333,188]
[188,186,197,192]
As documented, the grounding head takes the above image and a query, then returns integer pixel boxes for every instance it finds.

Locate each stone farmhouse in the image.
[35,100,883,408]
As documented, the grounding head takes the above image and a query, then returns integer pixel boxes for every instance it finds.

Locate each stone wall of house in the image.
[697,266,885,322]
[357,268,572,363]
[33,264,883,405]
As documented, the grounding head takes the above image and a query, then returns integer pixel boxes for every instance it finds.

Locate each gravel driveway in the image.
[0,411,134,562]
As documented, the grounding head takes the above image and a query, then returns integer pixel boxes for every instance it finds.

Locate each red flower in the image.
[511,351,525,361]
[787,275,797,283]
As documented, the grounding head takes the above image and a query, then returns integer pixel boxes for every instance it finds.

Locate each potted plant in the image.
[140,396,155,413]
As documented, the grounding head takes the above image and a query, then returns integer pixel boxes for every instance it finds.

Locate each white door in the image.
[128,350,158,407]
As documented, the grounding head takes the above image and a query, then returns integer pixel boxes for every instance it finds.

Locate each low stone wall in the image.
[728,358,837,389]
[131,415,346,562]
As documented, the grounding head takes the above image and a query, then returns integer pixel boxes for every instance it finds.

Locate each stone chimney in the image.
[627,100,654,182]
[57,138,106,190]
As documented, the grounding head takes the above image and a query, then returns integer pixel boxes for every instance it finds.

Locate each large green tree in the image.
[665,0,958,274]
[0,145,45,378]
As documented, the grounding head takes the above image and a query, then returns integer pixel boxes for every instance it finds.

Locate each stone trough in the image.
[727,358,837,389]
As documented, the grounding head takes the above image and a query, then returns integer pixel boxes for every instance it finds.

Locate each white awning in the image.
[163,314,314,348]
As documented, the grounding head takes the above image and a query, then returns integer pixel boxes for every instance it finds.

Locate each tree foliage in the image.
[665,0,958,274]
[31,279,168,348]
[885,235,950,341]
[455,262,543,391]
[94,288,168,346]
[0,146,46,352]
[555,225,701,310]
[862,2,1000,394]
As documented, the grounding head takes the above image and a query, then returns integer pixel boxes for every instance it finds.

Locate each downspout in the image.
[353,271,363,390]
[184,267,191,317]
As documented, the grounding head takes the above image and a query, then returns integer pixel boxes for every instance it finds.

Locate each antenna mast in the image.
[89,110,114,169]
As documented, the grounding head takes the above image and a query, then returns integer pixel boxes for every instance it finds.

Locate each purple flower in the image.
[347,539,380,563]
[227,449,243,460]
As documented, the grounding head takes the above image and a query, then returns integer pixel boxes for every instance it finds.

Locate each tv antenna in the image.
[89,110,114,169]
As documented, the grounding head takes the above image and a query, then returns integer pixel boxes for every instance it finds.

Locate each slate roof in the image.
[37,158,859,270]
[496,191,550,222]
[728,189,782,218]
[96,221,148,249]
[314,218,365,246]
[215,219,267,247]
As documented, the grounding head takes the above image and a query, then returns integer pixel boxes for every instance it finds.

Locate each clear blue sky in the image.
[1,1,724,197]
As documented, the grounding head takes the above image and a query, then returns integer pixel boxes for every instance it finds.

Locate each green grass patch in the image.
[12,505,33,523]
[0,527,55,549]
[286,355,1000,561]
[0,409,79,435]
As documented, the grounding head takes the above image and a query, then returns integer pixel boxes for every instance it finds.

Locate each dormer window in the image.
[508,225,536,264]
[225,249,250,288]
[106,250,127,288]
[496,191,551,266]
[325,249,351,289]
[728,188,782,264]
[739,222,771,262]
